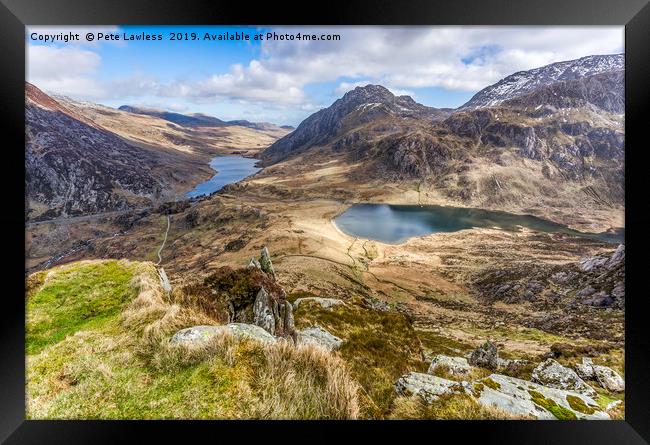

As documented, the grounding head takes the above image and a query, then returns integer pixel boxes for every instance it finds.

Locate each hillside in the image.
[257,55,624,232]
[26,84,290,221]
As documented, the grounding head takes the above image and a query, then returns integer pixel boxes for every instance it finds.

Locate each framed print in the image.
[1,0,649,442]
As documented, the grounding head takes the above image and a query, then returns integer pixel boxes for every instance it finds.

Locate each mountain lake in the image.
[334,203,624,244]
[186,156,261,198]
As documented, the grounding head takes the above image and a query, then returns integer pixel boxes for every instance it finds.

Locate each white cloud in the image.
[27,45,106,98]
[27,26,624,123]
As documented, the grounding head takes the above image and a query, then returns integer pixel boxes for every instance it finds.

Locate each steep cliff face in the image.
[26,84,172,220]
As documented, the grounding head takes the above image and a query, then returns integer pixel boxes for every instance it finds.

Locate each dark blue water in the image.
[186,156,261,198]
[334,204,624,244]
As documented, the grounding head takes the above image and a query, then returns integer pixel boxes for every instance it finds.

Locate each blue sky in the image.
[27,26,623,126]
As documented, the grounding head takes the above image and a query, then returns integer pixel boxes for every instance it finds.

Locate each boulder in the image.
[293,297,346,310]
[593,365,625,392]
[531,359,597,398]
[574,357,595,380]
[298,326,343,351]
[468,341,499,370]
[473,374,609,420]
[170,323,277,345]
[259,246,276,277]
[428,355,473,376]
[395,372,464,403]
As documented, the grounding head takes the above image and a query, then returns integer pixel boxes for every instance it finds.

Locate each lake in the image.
[186,156,261,198]
[333,204,624,244]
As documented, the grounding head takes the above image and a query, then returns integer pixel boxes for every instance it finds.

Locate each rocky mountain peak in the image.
[461,54,624,109]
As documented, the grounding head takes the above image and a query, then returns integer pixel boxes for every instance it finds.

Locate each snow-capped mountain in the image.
[461,54,624,109]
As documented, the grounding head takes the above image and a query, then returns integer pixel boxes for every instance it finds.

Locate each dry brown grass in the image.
[389,394,528,420]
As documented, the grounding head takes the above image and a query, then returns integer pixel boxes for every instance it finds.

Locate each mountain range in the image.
[259,54,624,223]
[26,53,624,226]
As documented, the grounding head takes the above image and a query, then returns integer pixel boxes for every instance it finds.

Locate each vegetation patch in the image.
[566,394,596,415]
[482,377,501,390]
[293,296,424,418]
[26,260,139,355]
[528,390,577,420]
[389,394,527,420]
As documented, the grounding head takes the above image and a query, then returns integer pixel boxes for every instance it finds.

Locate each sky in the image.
[26,26,624,126]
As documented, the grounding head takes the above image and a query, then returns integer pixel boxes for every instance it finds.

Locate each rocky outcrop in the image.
[293,297,346,310]
[531,359,597,398]
[428,355,472,376]
[297,326,343,351]
[259,246,276,277]
[575,358,625,392]
[394,371,609,420]
[252,287,296,340]
[395,372,464,403]
[170,323,277,345]
[468,341,499,370]
[473,374,609,420]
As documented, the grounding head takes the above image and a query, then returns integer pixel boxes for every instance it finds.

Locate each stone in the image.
[605,244,625,269]
[157,267,172,292]
[395,372,464,403]
[293,297,346,310]
[253,288,276,335]
[170,323,277,345]
[579,256,608,272]
[497,357,530,373]
[574,357,595,380]
[531,359,597,398]
[248,257,261,269]
[593,365,625,392]
[581,291,614,307]
[428,355,473,376]
[474,374,609,420]
[298,326,343,351]
[468,341,499,370]
[605,400,623,412]
[259,246,276,277]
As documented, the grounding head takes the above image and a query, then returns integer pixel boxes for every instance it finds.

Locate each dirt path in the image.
[156,215,171,265]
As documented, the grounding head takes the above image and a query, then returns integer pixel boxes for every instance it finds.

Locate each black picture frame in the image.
[2,0,649,442]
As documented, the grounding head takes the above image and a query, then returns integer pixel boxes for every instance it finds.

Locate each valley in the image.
[25,53,626,420]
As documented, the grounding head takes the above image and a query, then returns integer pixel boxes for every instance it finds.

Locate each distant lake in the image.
[186,156,261,198]
[334,204,624,244]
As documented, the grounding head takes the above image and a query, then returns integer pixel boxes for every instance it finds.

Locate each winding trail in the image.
[156,215,171,265]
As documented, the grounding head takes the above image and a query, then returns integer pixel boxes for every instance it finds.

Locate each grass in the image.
[528,390,577,420]
[26,260,139,355]
[389,394,527,420]
[26,260,360,419]
[293,296,424,418]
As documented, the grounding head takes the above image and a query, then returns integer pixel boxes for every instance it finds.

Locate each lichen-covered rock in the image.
[248,257,261,269]
[531,359,597,398]
[593,365,625,392]
[574,357,596,380]
[428,355,472,376]
[170,323,277,345]
[395,372,464,403]
[259,246,275,277]
[468,341,499,370]
[473,374,609,420]
[293,297,346,310]
[497,357,531,373]
[253,288,276,335]
[298,326,343,351]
